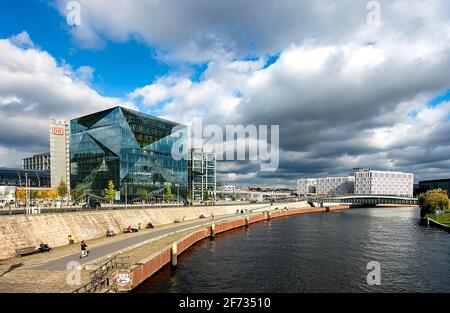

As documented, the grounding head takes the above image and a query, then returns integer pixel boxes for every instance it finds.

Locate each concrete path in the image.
[33,207,273,271]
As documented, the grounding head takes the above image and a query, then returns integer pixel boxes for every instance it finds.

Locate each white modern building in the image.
[188,149,216,201]
[316,176,355,195]
[220,185,236,193]
[297,178,317,196]
[50,120,70,191]
[354,170,413,197]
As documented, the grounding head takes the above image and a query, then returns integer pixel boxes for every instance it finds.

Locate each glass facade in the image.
[418,179,450,196]
[70,107,188,202]
[0,168,50,188]
[188,149,216,201]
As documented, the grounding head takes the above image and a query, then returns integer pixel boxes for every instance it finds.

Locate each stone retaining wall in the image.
[0,203,277,260]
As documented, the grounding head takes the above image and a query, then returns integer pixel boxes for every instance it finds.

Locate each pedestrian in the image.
[67,234,73,245]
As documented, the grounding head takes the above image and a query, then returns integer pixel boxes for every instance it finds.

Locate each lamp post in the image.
[175,183,180,203]
[125,182,128,210]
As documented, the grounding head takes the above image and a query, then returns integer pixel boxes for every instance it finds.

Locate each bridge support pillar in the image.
[171,243,177,267]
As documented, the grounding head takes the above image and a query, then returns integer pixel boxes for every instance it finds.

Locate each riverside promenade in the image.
[0,201,354,293]
[34,212,245,271]
[0,201,319,292]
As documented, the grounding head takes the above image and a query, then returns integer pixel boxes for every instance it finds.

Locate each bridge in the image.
[307,195,418,207]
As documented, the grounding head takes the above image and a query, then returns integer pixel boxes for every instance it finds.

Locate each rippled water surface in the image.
[135,207,450,293]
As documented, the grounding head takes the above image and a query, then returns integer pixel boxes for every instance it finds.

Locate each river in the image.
[134,206,450,293]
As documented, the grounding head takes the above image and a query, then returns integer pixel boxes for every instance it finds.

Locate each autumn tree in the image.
[16,188,26,201]
[418,189,449,216]
[105,180,116,207]
[57,179,68,204]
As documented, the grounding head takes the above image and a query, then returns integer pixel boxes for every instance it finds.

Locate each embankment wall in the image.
[0,203,278,260]
[127,203,347,291]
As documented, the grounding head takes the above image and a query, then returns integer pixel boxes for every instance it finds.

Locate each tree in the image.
[31,190,39,201]
[37,190,49,200]
[105,180,116,207]
[203,190,211,202]
[139,188,148,203]
[164,185,174,202]
[231,192,237,201]
[57,179,68,203]
[57,179,68,198]
[16,188,26,201]
[48,189,59,207]
[48,189,59,201]
[418,189,449,217]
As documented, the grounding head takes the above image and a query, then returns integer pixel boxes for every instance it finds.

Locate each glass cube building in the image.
[70,107,187,202]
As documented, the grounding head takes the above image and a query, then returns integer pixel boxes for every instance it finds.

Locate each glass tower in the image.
[70,107,187,203]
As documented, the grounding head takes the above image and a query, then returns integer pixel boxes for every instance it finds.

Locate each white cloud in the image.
[121,1,450,185]
[4,1,450,186]
[0,32,134,166]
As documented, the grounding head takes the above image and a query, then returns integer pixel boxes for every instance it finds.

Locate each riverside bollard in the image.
[171,242,177,267]
[211,223,215,239]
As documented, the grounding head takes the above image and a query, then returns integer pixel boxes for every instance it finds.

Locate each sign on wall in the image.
[51,127,65,136]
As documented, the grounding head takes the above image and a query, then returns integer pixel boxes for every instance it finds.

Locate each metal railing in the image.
[72,255,131,293]
[0,199,302,216]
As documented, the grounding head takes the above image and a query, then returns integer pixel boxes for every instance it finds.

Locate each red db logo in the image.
[52,127,64,136]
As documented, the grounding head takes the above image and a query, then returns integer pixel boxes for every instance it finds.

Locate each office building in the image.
[354,170,413,197]
[22,152,51,171]
[316,176,355,195]
[417,178,450,196]
[70,106,188,202]
[220,185,236,194]
[188,149,216,201]
[50,120,70,191]
[297,178,317,196]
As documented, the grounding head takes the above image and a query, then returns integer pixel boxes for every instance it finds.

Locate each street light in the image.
[175,183,180,203]
[124,182,128,210]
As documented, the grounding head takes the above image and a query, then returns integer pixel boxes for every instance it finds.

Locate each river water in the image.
[135,207,450,293]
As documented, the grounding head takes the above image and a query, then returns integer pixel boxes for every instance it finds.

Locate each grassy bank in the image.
[427,211,450,227]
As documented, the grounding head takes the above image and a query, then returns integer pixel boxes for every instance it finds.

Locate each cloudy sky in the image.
[0,0,449,187]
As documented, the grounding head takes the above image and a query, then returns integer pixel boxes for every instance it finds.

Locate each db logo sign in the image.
[52,127,64,136]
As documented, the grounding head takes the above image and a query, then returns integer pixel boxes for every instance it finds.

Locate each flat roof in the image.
[0,168,50,175]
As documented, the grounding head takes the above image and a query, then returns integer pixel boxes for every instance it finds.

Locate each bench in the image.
[16,246,37,257]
